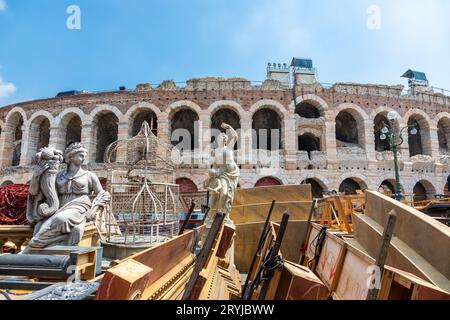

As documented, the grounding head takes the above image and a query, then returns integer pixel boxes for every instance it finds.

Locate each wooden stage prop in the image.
[232,185,313,272]
[301,190,450,299]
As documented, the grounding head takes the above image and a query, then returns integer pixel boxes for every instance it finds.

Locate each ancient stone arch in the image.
[208,100,246,120]
[167,100,202,119]
[126,102,161,137]
[335,105,367,147]
[2,110,25,166]
[435,114,450,155]
[254,176,283,187]
[26,115,52,164]
[413,179,437,201]
[176,177,199,193]
[252,108,283,150]
[92,110,119,163]
[249,99,287,120]
[0,178,15,186]
[404,111,432,157]
[210,107,241,150]
[288,94,329,115]
[170,108,200,151]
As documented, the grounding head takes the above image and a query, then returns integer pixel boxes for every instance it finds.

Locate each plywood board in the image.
[316,232,346,290]
[304,223,321,266]
[333,239,375,300]
[233,185,312,207]
[353,213,450,293]
[120,225,204,287]
[231,202,312,224]
[364,191,450,280]
[234,221,308,273]
[379,266,450,300]
[274,261,327,300]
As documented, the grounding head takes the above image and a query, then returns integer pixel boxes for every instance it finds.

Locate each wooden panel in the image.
[216,225,235,259]
[233,185,312,207]
[334,239,375,300]
[275,261,327,300]
[364,191,450,280]
[353,213,450,292]
[316,232,346,290]
[304,223,321,266]
[235,221,308,272]
[379,266,450,300]
[96,259,153,300]
[231,202,312,224]
[120,225,204,288]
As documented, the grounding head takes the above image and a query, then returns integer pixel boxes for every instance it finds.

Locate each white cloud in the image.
[0,0,6,11]
[0,77,17,99]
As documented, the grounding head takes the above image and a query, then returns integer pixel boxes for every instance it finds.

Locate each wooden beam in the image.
[366,210,397,300]
[182,212,225,300]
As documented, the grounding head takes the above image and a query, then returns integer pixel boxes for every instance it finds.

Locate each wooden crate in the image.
[315,232,346,291]
[379,266,450,300]
[333,238,375,300]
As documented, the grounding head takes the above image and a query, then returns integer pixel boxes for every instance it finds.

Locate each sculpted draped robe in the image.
[28,169,102,248]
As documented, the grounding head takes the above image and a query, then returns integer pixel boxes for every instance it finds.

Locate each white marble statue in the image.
[24,143,110,250]
[205,123,240,227]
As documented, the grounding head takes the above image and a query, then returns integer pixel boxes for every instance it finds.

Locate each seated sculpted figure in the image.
[24,143,110,250]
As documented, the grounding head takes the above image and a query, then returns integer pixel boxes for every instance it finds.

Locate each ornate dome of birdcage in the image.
[103,121,180,173]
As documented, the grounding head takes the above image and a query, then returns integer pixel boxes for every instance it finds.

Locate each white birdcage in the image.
[102,121,182,246]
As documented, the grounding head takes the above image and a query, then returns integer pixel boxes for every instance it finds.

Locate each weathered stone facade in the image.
[0,78,449,199]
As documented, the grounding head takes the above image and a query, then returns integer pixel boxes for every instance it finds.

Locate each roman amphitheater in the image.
[0,62,449,201]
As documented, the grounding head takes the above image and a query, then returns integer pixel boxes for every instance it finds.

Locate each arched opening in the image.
[211,108,241,150]
[379,180,395,195]
[339,178,364,195]
[413,180,436,202]
[255,177,282,187]
[252,108,282,150]
[408,114,431,157]
[335,111,359,145]
[4,113,24,166]
[413,182,427,202]
[1,180,14,187]
[176,178,198,193]
[93,112,119,163]
[64,115,82,148]
[373,114,391,152]
[298,133,320,159]
[444,182,449,195]
[302,178,324,198]
[131,109,158,137]
[170,109,199,151]
[295,101,321,119]
[437,117,450,155]
[28,116,50,159]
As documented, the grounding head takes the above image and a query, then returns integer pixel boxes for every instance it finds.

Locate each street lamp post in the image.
[379,111,418,201]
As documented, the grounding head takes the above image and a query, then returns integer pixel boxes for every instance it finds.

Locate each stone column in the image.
[364,119,377,170]
[81,121,95,164]
[114,119,129,163]
[324,115,338,170]
[0,128,11,167]
[240,113,253,169]
[199,111,211,169]
[283,115,297,170]
[429,126,440,160]
[49,125,66,154]
[19,125,30,166]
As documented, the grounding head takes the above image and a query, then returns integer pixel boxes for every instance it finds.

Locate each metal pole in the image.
[392,142,403,201]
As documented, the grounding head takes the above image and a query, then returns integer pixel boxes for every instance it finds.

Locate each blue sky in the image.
[0,0,449,107]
